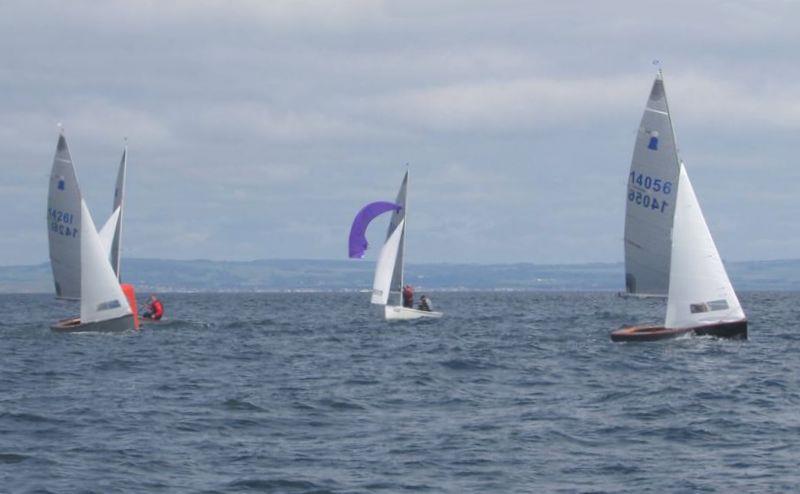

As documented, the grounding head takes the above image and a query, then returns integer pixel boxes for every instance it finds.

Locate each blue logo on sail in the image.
[58,179,65,190]
[647,130,659,150]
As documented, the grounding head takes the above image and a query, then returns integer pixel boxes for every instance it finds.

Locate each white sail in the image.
[79,200,132,324]
[386,171,408,300]
[47,133,82,299]
[371,218,405,305]
[665,165,744,329]
[110,146,126,279]
[98,207,121,257]
[623,71,681,296]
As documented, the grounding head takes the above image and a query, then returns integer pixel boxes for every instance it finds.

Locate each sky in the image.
[2,0,800,266]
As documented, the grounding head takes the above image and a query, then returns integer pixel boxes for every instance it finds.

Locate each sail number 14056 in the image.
[629,172,672,194]
[628,172,672,214]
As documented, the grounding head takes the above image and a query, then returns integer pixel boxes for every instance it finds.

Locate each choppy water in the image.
[1,291,799,493]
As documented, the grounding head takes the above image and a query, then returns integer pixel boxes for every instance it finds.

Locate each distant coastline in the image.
[3,258,800,293]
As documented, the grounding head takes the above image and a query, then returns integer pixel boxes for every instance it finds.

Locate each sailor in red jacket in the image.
[143,295,164,320]
[402,285,414,308]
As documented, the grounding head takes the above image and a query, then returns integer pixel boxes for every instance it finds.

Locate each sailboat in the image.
[349,171,442,320]
[51,199,137,332]
[611,72,747,341]
[47,132,139,332]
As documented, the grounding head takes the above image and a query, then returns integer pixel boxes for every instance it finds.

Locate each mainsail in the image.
[385,171,408,302]
[623,71,681,296]
[664,165,744,329]
[47,133,82,299]
[79,200,132,324]
[109,146,126,279]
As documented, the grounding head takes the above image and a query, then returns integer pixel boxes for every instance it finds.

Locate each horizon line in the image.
[3,257,800,269]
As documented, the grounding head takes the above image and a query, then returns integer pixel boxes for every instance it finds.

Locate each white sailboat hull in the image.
[384,305,443,320]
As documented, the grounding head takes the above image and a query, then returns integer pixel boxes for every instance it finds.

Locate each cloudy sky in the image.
[2,0,800,266]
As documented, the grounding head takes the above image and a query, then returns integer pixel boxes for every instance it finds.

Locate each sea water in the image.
[1,292,798,492]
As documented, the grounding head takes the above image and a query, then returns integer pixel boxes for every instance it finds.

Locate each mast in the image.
[399,166,408,296]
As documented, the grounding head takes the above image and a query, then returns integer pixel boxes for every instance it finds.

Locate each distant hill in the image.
[2,258,800,293]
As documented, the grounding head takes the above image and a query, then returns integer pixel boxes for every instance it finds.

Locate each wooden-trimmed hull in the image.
[51,313,135,333]
[610,319,747,342]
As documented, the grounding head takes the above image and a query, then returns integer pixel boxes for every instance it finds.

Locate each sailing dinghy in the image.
[611,72,746,341]
[46,132,139,332]
[349,171,442,320]
[51,200,138,332]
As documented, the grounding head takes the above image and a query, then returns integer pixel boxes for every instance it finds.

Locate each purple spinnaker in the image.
[348,201,402,259]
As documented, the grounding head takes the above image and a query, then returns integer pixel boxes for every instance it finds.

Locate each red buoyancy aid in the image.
[151,300,164,320]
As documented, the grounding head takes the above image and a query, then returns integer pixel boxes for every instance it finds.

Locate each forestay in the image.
[371,218,405,306]
[664,165,744,329]
[47,134,82,299]
[79,200,132,324]
[623,71,681,296]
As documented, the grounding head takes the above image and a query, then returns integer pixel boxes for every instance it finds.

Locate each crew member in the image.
[142,294,164,320]
[418,295,432,312]
[402,285,414,308]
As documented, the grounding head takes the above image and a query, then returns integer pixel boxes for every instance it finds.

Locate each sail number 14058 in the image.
[628,172,672,214]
